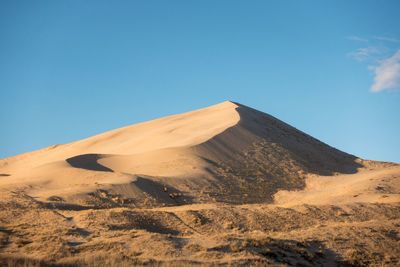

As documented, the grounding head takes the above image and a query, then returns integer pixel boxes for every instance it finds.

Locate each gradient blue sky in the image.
[1,1,399,162]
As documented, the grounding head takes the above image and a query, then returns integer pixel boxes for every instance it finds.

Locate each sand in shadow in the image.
[66,154,113,172]
[234,102,364,175]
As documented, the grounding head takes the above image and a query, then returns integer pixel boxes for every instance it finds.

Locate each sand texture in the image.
[0,101,399,266]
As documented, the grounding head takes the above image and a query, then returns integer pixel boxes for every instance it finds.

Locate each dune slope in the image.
[0,101,392,206]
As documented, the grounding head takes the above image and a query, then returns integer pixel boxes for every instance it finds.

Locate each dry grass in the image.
[0,191,399,266]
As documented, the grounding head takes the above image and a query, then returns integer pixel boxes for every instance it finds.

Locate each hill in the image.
[0,101,398,266]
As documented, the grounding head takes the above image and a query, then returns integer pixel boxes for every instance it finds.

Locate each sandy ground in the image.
[0,101,399,266]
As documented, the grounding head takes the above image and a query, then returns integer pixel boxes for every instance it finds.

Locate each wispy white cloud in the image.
[373,36,400,43]
[348,46,381,61]
[347,34,400,92]
[370,49,400,92]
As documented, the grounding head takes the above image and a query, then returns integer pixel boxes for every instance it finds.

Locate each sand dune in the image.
[0,101,375,205]
[0,101,399,266]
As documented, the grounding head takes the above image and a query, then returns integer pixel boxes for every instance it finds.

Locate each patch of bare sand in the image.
[274,165,400,207]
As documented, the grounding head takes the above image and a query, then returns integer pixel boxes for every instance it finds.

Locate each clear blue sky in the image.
[1,1,399,162]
